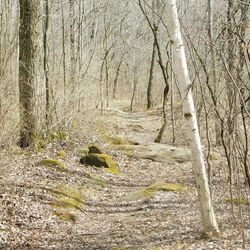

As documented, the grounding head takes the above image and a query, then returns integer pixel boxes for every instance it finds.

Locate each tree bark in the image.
[60,0,66,101]
[147,35,156,109]
[69,0,76,85]
[113,53,125,99]
[207,0,221,146]
[168,0,219,234]
[19,0,39,148]
[43,0,50,129]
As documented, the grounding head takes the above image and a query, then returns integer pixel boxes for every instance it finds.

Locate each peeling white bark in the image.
[168,0,219,234]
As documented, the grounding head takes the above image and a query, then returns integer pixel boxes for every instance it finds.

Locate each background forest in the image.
[0,0,249,249]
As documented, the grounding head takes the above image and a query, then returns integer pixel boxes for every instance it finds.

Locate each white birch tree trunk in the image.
[167,0,219,234]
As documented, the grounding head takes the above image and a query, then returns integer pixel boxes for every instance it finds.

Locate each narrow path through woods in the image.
[0,100,245,250]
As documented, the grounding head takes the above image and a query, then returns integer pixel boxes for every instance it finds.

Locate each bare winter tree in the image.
[19,0,40,148]
[167,0,219,235]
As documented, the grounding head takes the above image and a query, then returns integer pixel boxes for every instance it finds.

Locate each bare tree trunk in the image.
[154,84,168,143]
[227,0,236,134]
[113,53,125,99]
[130,66,138,111]
[60,0,66,102]
[207,0,221,146]
[69,0,76,85]
[43,0,50,130]
[147,37,156,109]
[170,45,176,143]
[19,0,39,148]
[168,0,219,235]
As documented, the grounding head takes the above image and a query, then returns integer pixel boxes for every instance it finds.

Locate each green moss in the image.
[32,133,48,152]
[85,173,106,188]
[88,145,103,154]
[49,185,84,223]
[51,184,84,211]
[125,181,184,201]
[38,158,66,172]
[49,131,68,141]
[53,210,77,222]
[101,134,131,145]
[0,226,9,232]
[80,153,119,174]
[77,147,89,155]
[224,198,250,206]
[71,120,79,129]
[56,150,67,158]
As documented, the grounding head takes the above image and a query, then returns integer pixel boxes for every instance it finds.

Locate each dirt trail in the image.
[0,100,248,250]
[105,100,192,164]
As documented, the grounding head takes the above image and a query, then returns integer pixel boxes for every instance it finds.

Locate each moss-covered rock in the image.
[124,181,184,201]
[38,158,66,172]
[80,153,119,174]
[224,198,250,206]
[49,184,84,222]
[51,184,84,211]
[88,145,103,154]
[53,210,77,222]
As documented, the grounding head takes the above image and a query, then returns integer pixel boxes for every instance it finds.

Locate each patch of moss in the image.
[32,133,48,152]
[101,134,131,145]
[80,153,119,174]
[49,131,68,141]
[77,147,89,155]
[0,226,9,232]
[71,120,79,129]
[51,184,84,211]
[125,181,184,201]
[53,210,77,222]
[224,198,250,206]
[38,158,66,172]
[56,150,67,158]
[85,173,106,188]
[88,145,102,154]
[14,148,33,157]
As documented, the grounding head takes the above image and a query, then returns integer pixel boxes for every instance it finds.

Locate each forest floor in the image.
[0,99,249,250]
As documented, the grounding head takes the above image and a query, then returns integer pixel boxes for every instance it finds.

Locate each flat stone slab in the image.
[110,143,192,163]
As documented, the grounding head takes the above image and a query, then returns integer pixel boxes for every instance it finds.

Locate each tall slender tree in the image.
[43,0,50,129]
[207,0,221,146]
[168,0,219,234]
[19,0,40,148]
